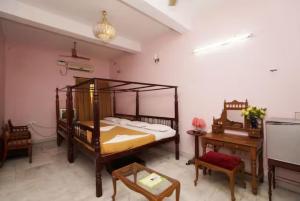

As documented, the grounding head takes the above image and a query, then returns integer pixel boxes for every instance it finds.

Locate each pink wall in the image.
[111,0,300,190]
[0,22,5,129]
[4,36,111,142]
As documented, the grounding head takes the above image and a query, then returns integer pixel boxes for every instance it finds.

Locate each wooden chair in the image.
[1,120,32,167]
[194,151,246,201]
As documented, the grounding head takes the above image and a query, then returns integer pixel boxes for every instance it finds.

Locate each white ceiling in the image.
[16,0,171,43]
[0,0,223,55]
[1,19,125,60]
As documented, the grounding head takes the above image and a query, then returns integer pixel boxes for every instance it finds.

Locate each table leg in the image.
[268,164,273,201]
[202,142,207,175]
[259,149,264,183]
[195,136,199,159]
[112,176,117,201]
[213,145,218,152]
[186,158,195,165]
[272,166,276,189]
[202,141,207,156]
[194,162,199,186]
[251,149,258,195]
[186,136,200,165]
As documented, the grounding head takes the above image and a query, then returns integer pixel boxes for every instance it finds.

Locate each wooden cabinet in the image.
[266,118,300,201]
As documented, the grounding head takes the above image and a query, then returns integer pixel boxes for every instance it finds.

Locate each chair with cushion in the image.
[194,151,245,201]
[1,120,32,167]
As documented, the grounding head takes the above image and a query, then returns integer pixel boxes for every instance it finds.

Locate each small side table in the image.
[112,162,180,201]
[186,130,206,165]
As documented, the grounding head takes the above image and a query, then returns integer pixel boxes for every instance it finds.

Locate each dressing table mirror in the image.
[212,100,248,133]
[226,110,244,127]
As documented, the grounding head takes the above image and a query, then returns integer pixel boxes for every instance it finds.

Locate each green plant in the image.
[241,106,266,119]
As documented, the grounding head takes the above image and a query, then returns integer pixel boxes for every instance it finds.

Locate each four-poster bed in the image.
[55,77,179,197]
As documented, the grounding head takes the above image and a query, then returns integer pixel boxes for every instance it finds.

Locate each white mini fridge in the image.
[266,118,300,165]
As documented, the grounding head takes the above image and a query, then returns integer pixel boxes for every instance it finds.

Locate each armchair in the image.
[1,120,32,167]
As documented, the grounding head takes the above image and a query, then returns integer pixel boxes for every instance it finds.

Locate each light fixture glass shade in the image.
[93,11,116,41]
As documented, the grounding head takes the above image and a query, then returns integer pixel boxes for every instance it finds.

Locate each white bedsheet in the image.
[103,134,151,144]
[100,125,115,132]
[101,120,176,141]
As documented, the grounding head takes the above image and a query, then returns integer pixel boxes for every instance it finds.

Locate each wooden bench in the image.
[194,151,245,201]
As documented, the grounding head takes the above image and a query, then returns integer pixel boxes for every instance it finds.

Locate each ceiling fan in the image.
[169,0,177,6]
[60,42,90,61]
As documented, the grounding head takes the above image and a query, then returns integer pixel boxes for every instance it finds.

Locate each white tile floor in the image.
[0,141,299,201]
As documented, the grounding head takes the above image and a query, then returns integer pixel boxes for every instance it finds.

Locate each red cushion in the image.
[199,151,241,170]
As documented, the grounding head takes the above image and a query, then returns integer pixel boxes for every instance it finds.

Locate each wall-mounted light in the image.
[193,33,253,55]
[153,54,160,64]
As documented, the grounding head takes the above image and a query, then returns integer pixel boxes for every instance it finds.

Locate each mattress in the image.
[101,120,176,141]
[76,120,176,155]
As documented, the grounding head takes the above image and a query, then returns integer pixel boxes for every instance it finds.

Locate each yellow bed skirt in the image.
[79,122,155,154]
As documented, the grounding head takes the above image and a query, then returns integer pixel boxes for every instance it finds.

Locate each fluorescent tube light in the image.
[193,33,253,55]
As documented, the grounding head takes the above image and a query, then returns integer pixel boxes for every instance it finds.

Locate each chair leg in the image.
[229,173,236,201]
[240,162,246,188]
[194,162,199,186]
[176,183,180,201]
[1,147,8,168]
[28,145,32,163]
[203,167,207,175]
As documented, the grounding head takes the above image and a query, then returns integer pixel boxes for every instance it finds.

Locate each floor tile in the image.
[0,140,299,201]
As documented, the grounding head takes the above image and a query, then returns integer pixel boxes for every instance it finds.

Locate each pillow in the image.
[119,119,131,126]
[145,124,172,132]
[100,125,116,132]
[127,121,149,128]
[104,117,121,124]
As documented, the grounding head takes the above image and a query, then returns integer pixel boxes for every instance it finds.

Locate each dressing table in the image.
[201,100,264,194]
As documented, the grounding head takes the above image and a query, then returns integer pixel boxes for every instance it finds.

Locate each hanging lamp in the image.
[93,10,116,41]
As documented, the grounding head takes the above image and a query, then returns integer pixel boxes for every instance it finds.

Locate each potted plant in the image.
[241,106,266,128]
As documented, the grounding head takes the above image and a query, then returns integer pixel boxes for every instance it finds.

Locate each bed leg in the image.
[96,159,103,197]
[57,133,62,146]
[175,139,180,160]
[68,139,74,163]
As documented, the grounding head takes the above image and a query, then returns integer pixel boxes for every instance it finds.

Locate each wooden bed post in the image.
[93,79,103,197]
[113,91,116,116]
[175,87,180,160]
[56,88,61,146]
[136,91,140,121]
[67,86,74,163]
[61,78,180,198]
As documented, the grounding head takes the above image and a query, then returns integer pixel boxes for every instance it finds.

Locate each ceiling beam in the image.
[0,0,141,53]
[119,0,190,34]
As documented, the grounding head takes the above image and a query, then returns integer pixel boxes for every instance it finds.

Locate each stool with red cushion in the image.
[194,151,246,201]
